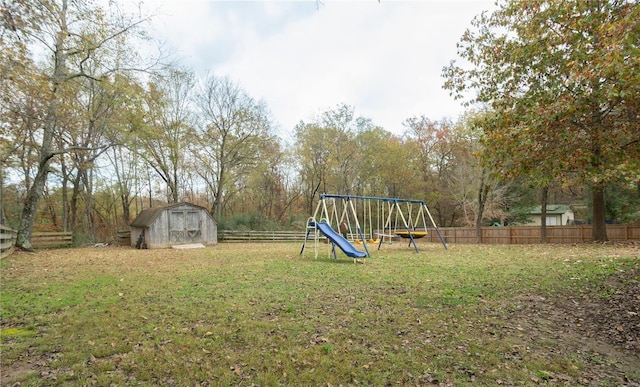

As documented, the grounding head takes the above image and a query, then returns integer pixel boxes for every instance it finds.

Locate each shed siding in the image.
[130,228,143,247]
[130,203,217,249]
[528,210,574,226]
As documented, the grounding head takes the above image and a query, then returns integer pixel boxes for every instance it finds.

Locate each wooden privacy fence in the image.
[1,224,17,259]
[425,225,640,244]
[221,225,640,244]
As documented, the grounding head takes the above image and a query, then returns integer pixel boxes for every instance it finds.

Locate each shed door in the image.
[169,210,202,244]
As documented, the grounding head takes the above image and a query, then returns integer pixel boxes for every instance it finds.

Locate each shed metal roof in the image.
[130,202,210,228]
[528,205,573,215]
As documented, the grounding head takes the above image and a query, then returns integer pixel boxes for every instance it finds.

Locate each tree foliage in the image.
[137,68,196,203]
[2,0,637,245]
[293,104,413,213]
[443,0,640,241]
[1,0,152,248]
[193,74,276,220]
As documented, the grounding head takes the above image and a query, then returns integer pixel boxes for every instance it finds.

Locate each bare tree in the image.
[137,68,196,203]
[193,75,273,220]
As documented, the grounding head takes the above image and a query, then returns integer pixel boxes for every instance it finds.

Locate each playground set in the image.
[300,194,447,262]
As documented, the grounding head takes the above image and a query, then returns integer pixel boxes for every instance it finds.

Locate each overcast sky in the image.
[142,0,497,139]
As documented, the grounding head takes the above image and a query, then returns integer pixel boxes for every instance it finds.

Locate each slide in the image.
[314,221,367,258]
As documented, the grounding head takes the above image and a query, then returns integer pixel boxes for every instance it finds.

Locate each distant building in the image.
[130,202,217,249]
[526,205,575,226]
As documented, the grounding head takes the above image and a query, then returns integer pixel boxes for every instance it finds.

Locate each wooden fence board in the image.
[221,230,306,242]
[32,232,74,237]
[31,232,73,248]
[6,226,637,250]
[117,230,131,246]
[220,226,639,244]
[427,225,640,244]
[0,224,17,259]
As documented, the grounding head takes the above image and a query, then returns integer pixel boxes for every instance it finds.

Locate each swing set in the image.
[300,194,447,261]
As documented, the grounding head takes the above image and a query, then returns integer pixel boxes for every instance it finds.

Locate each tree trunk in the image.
[592,183,608,242]
[540,185,548,244]
[16,163,50,250]
[16,106,59,249]
[170,163,179,203]
[214,163,225,220]
[61,158,69,232]
[0,170,5,224]
[69,168,83,231]
[15,0,68,250]
[83,168,95,242]
[588,56,608,242]
[112,147,131,225]
[475,169,490,243]
[44,187,58,227]
[121,193,130,225]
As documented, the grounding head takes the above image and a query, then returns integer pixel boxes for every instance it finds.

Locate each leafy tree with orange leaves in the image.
[443,0,640,241]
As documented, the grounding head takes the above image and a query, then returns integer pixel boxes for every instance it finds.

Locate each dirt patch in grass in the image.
[502,256,640,385]
[561,260,640,353]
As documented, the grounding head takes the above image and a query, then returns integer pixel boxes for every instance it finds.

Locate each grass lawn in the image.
[1,241,639,386]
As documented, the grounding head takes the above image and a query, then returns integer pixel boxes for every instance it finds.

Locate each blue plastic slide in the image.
[314,221,367,258]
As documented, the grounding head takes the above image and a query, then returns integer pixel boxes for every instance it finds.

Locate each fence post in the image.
[583,225,588,242]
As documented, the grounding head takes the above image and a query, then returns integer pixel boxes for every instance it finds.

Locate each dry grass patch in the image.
[1,242,638,385]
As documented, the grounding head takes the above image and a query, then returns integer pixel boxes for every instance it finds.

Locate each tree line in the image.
[1,0,638,248]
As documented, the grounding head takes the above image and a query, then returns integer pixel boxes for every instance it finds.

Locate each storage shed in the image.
[526,204,575,226]
[130,202,217,249]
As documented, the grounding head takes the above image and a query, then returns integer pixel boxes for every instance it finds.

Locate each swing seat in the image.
[394,230,428,239]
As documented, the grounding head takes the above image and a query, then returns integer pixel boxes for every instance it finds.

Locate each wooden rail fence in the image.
[221,230,306,242]
[1,224,17,259]
[1,225,74,256]
[31,232,73,248]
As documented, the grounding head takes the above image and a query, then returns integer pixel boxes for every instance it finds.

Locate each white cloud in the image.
[143,0,496,138]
